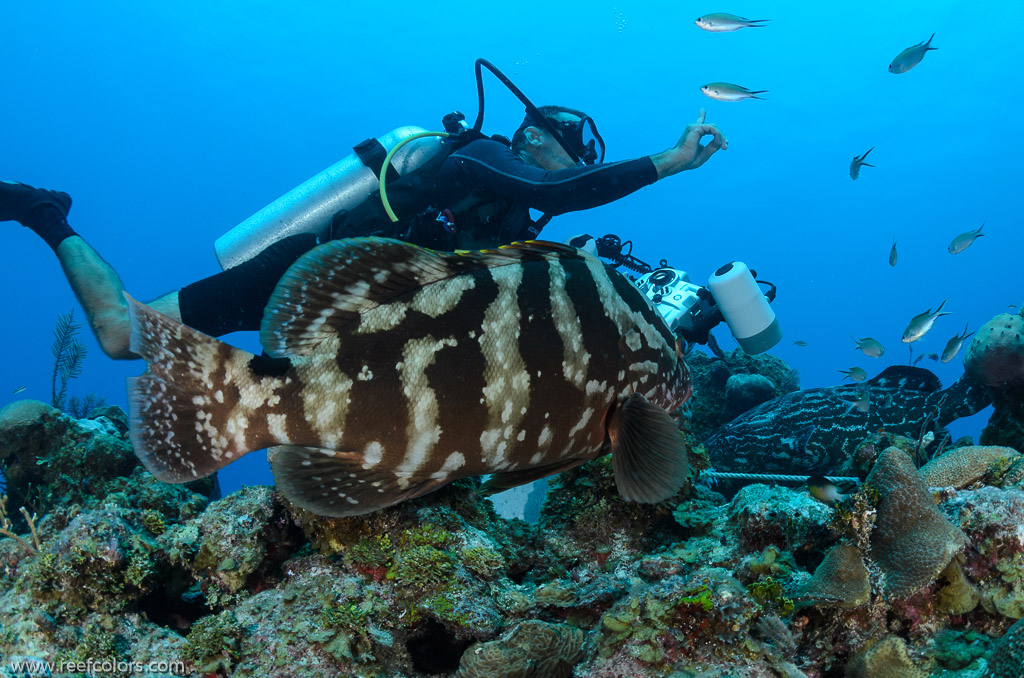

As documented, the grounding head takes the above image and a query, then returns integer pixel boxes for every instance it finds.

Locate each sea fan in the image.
[51,309,87,412]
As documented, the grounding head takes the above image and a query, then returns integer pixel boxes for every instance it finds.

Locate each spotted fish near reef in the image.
[702,366,990,475]
[125,238,692,517]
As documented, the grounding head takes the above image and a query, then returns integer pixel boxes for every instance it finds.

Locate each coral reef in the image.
[686,348,800,441]
[2,389,1024,677]
[988,615,1024,677]
[966,309,1024,451]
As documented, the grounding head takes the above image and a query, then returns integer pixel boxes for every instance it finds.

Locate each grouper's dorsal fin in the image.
[260,237,587,358]
[867,365,942,392]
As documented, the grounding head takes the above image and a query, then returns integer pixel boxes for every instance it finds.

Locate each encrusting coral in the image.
[454,620,586,678]
[866,447,969,598]
[919,445,1021,489]
[795,542,870,609]
[844,634,926,678]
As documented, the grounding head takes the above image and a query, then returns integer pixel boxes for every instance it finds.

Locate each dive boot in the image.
[0,180,72,227]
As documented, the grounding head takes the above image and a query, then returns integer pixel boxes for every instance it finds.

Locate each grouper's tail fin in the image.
[936,373,993,426]
[125,293,277,483]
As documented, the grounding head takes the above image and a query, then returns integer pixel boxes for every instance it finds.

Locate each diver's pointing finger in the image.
[696,108,707,124]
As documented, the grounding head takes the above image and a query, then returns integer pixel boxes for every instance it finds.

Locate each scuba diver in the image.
[1,60,728,361]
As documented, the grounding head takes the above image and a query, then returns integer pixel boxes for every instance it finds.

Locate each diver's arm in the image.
[650,109,728,180]
[448,141,658,215]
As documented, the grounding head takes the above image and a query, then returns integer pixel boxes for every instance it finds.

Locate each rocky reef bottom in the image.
[2,399,1024,678]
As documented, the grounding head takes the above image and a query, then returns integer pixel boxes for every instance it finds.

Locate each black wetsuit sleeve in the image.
[178,233,318,336]
[442,140,658,216]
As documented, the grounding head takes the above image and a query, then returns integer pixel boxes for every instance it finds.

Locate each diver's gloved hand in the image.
[564,233,597,255]
[1,180,76,250]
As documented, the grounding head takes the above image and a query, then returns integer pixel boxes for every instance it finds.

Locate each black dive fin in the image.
[270,445,446,518]
[609,393,689,503]
[481,458,590,494]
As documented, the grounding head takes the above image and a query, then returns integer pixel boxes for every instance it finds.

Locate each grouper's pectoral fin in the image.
[481,458,591,494]
[270,445,447,518]
[608,393,689,503]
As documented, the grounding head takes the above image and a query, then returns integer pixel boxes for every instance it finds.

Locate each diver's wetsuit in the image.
[179,138,658,336]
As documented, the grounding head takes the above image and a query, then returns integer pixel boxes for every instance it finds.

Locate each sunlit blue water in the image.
[3,1,1021,494]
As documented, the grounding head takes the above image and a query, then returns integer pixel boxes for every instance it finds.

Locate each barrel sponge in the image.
[866,448,969,598]
[795,542,870,609]
[919,445,1021,489]
[965,313,1024,388]
[988,616,1024,678]
[455,620,586,678]
[844,635,925,678]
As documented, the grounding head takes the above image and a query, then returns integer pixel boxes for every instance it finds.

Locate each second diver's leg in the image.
[2,181,179,360]
[54,236,181,360]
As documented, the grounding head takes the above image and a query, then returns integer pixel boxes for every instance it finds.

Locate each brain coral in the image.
[965,313,1024,388]
[867,448,969,598]
[455,620,586,678]
[795,543,870,609]
[919,446,1021,489]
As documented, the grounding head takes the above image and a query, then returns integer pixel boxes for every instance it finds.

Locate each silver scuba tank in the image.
[214,126,446,270]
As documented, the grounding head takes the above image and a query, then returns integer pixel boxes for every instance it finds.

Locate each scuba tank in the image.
[214,59,593,269]
[214,126,445,270]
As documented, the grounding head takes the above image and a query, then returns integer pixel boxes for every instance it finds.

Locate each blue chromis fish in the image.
[700,83,768,102]
[125,239,692,517]
[948,223,984,254]
[888,34,938,74]
[838,367,867,382]
[695,13,769,32]
[843,390,871,414]
[792,340,808,347]
[902,299,951,343]
[940,324,974,363]
[853,336,885,358]
[850,148,875,180]
[889,237,897,267]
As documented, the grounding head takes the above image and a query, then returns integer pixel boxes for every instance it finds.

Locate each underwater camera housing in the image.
[636,262,781,354]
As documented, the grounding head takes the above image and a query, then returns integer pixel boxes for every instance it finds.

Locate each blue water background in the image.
[3,1,1022,493]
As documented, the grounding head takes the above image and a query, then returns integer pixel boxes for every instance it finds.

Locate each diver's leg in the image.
[55,236,181,359]
[2,181,180,359]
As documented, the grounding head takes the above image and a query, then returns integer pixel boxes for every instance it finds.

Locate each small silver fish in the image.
[888,238,897,267]
[700,82,768,102]
[902,299,951,343]
[695,13,769,32]
[11,386,26,394]
[853,336,885,358]
[792,340,808,347]
[940,323,974,363]
[888,34,938,74]
[913,353,940,365]
[838,367,867,382]
[850,148,875,180]
[948,223,985,254]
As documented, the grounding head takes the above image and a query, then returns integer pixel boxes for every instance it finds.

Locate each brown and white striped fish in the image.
[125,238,692,517]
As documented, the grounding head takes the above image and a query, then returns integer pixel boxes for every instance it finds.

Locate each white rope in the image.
[700,471,861,484]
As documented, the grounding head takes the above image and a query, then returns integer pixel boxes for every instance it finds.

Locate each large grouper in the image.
[703,365,991,476]
[125,238,692,517]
